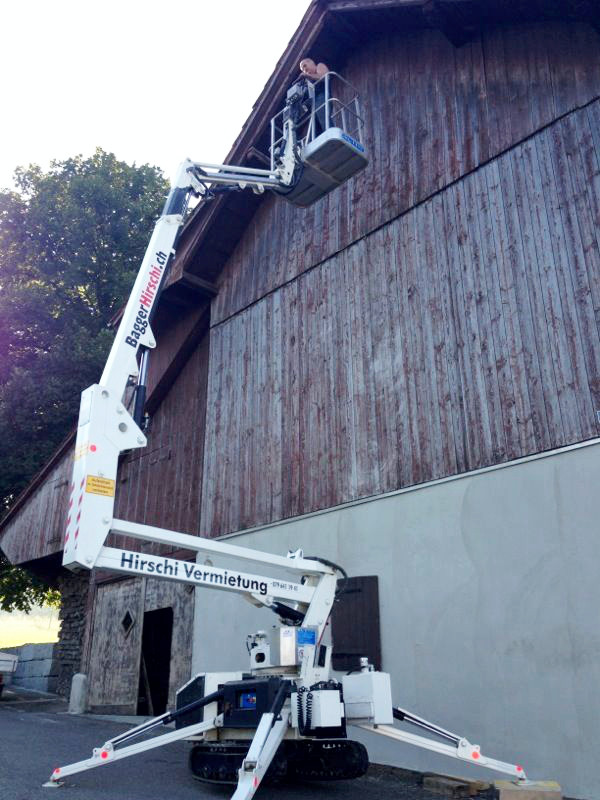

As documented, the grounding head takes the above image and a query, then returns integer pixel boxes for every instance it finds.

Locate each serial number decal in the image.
[271,580,300,593]
[85,475,116,497]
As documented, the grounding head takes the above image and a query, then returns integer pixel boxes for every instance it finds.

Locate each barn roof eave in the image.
[167,0,600,287]
[0,430,75,537]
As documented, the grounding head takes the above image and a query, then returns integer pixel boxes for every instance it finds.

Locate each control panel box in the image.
[221,676,285,728]
[342,671,393,725]
[175,671,242,729]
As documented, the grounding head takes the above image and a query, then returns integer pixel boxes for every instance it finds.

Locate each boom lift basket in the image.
[270,72,367,206]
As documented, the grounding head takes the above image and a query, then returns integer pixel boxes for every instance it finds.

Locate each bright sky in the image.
[0,606,60,648]
[0,0,312,190]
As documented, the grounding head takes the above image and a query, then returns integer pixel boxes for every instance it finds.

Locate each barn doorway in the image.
[137,606,173,715]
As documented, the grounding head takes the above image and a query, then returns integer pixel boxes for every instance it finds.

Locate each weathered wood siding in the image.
[201,99,600,537]
[212,23,600,325]
[4,17,600,569]
[86,576,194,713]
[113,332,210,545]
[86,578,143,712]
[0,447,73,564]
[144,302,209,406]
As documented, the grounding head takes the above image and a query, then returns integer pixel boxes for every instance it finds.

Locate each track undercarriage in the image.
[189,739,369,784]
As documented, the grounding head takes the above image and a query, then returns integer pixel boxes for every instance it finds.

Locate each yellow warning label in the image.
[85,475,115,497]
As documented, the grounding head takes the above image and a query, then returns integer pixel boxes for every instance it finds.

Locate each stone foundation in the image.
[55,572,90,697]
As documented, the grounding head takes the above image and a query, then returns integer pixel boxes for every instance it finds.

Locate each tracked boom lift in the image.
[46,71,530,797]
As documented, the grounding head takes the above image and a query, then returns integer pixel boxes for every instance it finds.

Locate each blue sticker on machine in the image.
[297,629,317,646]
[239,691,257,709]
[341,132,365,152]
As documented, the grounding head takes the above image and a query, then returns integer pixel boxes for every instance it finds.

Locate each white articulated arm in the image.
[63,70,369,574]
[63,159,197,571]
[102,158,199,398]
[89,517,338,651]
[62,156,299,574]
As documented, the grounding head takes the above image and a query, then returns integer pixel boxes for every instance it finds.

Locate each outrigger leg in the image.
[44,681,293,800]
[43,689,224,788]
[355,705,528,783]
[43,716,219,787]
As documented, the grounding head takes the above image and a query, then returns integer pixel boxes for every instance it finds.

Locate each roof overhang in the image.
[166,0,600,290]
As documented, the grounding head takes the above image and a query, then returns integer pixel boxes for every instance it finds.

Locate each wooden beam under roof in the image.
[168,0,600,292]
[168,0,330,285]
[422,0,479,47]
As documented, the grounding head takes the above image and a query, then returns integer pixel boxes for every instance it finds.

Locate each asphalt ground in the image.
[0,686,440,800]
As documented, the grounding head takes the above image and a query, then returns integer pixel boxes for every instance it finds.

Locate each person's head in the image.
[300,58,318,78]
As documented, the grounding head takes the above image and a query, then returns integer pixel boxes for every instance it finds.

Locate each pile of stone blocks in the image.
[12,643,59,693]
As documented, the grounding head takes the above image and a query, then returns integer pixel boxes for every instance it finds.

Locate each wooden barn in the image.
[2,1,600,794]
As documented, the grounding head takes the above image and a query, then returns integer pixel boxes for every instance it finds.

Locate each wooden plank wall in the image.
[86,576,193,713]
[113,332,210,546]
[211,22,600,326]
[0,448,73,564]
[201,99,600,537]
[5,21,600,558]
[144,302,209,407]
[86,578,143,712]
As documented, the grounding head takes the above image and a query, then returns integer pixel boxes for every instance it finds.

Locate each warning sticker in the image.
[74,442,89,461]
[85,476,115,497]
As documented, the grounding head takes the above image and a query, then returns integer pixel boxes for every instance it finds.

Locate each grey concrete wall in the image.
[10,643,59,693]
[192,441,600,799]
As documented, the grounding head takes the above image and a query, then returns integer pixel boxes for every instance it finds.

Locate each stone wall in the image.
[56,572,90,697]
[9,643,58,692]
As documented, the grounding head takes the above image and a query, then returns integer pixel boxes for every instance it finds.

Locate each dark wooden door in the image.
[331,575,381,672]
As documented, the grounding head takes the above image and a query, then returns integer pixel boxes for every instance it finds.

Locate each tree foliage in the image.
[0,552,60,612]
[0,149,168,608]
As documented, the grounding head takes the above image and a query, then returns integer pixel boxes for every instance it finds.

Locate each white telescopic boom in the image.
[63,161,196,571]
